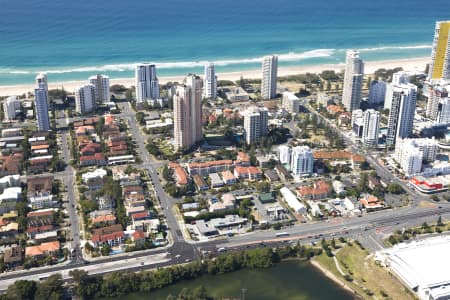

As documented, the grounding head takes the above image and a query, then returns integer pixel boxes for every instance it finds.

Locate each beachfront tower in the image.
[429,21,450,82]
[386,83,417,146]
[203,62,217,99]
[3,96,21,121]
[342,50,364,112]
[35,73,49,106]
[243,106,268,144]
[34,84,50,131]
[362,109,380,148]
[75,84,96,114]
[89,74,110,104]
[135,64,159,103]
[261,55,278,99]
[173,74,203,151]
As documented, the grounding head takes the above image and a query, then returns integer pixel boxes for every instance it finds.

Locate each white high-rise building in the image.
[342,50,364,112]
[368,80,386,105]
[278,145,292,165]
[437,97,450,124]
[261,55,278,99]
[89,74,110,104]
[135,64,159,103]
[351,109,364,137]
[362,109,380,148]
[392,71,410,85]
[203,62,217,99]
[428,21,450,81]
[290,146,314,177]
[384,72,411,110]
[394,140,423,177]
[35,73,49,106]
[3,96,21,121]
[282,91,300,113]
[426,85,450,125]
[75,84,96,114]
[386,83,417,146]
[34,85,50,131]
[243,106,268,144]
[395,138,437,176]
[173,74,203,151]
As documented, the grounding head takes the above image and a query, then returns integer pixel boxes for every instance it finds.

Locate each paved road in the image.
[55,109,83,262]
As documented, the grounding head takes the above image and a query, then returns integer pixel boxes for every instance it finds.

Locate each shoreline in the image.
[0,56,429,97]
[310,259,362,299]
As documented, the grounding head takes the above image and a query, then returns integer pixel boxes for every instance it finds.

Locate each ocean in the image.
[0,0,448,86]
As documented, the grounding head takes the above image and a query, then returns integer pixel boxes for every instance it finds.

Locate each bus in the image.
[275,232,289,237]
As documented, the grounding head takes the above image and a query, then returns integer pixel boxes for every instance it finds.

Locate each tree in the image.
[125,89,134,101]
[70,269,101,299]
[255,181,271,193]
[387,183,404,194]
[101,244,111,256]
[437,216,444,227]
[35,274,65,300]
[5,280,37,300]
[136,112,145,125]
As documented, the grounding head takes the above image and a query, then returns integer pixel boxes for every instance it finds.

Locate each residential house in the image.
[187,160,233,176]
[275,164,292,181]
[82,168,107,190]
[91,214,116,226]
[234,166,263,181]
[297,180,332,200]
[193,175,209,191]
[25,241,60,259]
[91,224,124,247]
[235,152,250,166]
[0,153,23,176]
[0,174,20,193]
[2,246,23,268]
[168,163,188,186]
[221,170,236,185]
[0,187,21,214]
[359,194,385,211]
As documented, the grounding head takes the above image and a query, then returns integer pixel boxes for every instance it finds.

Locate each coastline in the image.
[0,56,429,97]
[310,259,361,299]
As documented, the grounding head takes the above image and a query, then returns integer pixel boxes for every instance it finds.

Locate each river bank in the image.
[0,56,428,97]
[310,259,362,299]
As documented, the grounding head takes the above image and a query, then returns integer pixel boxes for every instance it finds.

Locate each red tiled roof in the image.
[235,166,262,175]
[26,224,54,234]
[188,160,233,169]
[92,231,124,243]
[237,151,250,162]
[27,210,54,218]
[91,214,116,224]
[131,211,149,220]
[297,180,332,197]
[132,230,145,240]
[25,241,60,257]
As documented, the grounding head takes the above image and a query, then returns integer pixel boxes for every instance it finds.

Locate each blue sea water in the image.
[0,0,449,85]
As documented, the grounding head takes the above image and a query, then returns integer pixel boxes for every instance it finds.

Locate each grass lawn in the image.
[315,242,416,300]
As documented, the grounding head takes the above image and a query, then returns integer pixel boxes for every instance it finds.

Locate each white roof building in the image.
[378,235,450,300]
[82,168,108,183]
[280,187,306,214]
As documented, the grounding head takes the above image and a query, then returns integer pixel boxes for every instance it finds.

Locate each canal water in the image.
[110,261,355,300]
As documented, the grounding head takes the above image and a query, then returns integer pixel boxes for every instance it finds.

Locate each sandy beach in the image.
[0,57,429,97]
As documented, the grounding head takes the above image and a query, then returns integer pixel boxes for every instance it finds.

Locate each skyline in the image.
[2,0,450,297]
